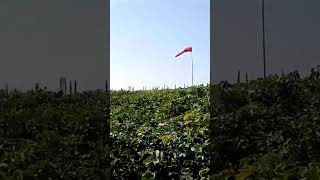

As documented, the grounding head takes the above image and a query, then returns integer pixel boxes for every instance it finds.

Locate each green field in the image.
[111,86,209,179]
[2,69,320,179]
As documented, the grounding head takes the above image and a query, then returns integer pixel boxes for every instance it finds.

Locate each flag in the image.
[175,47,192,58]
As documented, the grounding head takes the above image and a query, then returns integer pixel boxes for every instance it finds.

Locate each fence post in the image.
[64,78,67,94]
[35,83,39,92]
[246,72,248,83]
[5,83,8,97]
[59,77,62,92]
[59,77,67,95]
[74,80,77,94]
[69,81,72,95]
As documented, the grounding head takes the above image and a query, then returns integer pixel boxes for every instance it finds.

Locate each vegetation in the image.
[0,90,110,179]
[2,68,320,179]
[110,86,209,179]
[210,69,320,179]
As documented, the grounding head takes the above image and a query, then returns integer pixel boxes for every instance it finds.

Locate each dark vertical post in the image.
[246,72,248,83]
[262,0,266,78]
[64,78,67,94]
[60,77,67,95]
[237,70,240,83]
[317,65,320,79]
[35,83,39,92]
[74,80,77,94]
[5,83,8,97]
[59,77,62,92]
[69,81,72,95]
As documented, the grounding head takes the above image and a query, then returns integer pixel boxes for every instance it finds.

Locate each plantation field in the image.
[2,69,320,179]
[110,86,209,179]
[211,71,320,179]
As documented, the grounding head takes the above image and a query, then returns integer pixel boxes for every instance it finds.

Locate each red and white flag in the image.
[175,47,192,58]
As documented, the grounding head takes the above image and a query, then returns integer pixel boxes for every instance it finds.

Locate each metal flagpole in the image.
[191,51,194,86]
[262,0,266,78]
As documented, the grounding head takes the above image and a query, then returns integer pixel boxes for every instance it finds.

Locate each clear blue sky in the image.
[111,0,210,90]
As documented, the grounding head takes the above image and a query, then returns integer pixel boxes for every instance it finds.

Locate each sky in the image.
[1,0,319,91]
[0,0,108,92]
[211,0,320,83]
[110,0,210,90]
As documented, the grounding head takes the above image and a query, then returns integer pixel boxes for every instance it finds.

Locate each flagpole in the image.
[262,0,266,78]
[191,51,193,86]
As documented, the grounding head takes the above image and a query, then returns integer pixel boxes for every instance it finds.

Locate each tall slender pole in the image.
[74,80,77,94]
[191,52,194,86]
[5,83,8,97]
[262,0,266,78]
[69,81,72,95]
[246,72,248,83]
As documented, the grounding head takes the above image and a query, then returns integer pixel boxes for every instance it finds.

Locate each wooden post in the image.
[60,77,67,95]
[74,80,77,94]
[59,77,62,92]
[237,70,240,84]
[35,83,39,92]
[69,81,72,95]
[5,83,8,97]
[246,72,248,83]
[64,78,67,94]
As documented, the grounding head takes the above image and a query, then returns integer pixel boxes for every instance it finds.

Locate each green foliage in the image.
[4,68,320,179]
[211,69,320,179]
[0,93,109,179]
[110,85,210,179]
